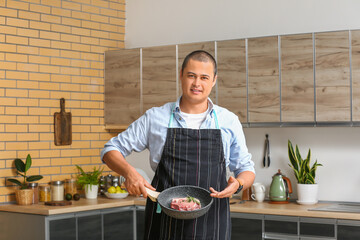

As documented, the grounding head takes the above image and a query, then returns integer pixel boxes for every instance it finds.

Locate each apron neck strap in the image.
[168,103,220,129]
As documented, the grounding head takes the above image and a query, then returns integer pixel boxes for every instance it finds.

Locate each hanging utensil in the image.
[263,134,270,167]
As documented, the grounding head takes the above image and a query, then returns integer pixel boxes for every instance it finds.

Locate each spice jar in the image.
[28,182,39,204]
[39,185,51,202]
[51,181,64,201]
[64,178,78,196]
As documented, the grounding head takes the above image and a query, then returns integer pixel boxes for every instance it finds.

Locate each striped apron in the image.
[144,108,231,240]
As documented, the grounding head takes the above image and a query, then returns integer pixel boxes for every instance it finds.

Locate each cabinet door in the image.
[299,217,335,238]
[217,39,247,123]
[281,34,314,122]
[78,213,102,240]
[105,49,141,128]
[231,213,262,240]
[351,30,360,121]
[178,42,216,102]
[142,45,177,112]
[103,207,134,240]
[136,207,145,240]
[337,219,360,240]
[49,217,76,240]
[315,31,350,122]
[248,36,280,122]
[264,215,298,236]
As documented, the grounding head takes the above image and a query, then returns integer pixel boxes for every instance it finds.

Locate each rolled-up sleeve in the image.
[101,113,148,161]
[227,117,255,177]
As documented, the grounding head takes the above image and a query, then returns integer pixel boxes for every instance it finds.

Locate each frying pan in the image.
[145,185,213,220]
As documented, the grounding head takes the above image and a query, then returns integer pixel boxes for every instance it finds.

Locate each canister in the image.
[39,185,51,202]
[51,181,64,201]
[28,182,39,204]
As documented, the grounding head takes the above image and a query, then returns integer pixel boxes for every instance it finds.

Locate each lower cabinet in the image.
[231,214,356,240]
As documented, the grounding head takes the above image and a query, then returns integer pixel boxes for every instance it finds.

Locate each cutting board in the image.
[54,98,72,146]
[45,201,72,206]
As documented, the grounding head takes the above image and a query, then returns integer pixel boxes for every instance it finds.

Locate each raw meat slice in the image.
[170,197,201,211]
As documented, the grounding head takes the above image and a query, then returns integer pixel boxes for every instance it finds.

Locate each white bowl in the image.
[105,192,129,199]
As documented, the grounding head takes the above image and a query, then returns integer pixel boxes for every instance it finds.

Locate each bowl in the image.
[105,192,129,199]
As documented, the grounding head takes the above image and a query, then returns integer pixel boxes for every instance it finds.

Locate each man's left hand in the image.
[209,176,239,198]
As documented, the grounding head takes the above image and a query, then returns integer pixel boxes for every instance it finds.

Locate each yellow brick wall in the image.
[0,0,124,203]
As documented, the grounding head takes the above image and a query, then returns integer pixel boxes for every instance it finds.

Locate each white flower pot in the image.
[85,184,98,199]
[296,183,319,205]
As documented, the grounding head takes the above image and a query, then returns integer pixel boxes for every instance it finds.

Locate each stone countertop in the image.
[1,197,360,220]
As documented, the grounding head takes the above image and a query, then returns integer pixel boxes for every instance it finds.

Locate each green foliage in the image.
[75,165,103,188]
[7,154,43,189]
[288,140,322,184]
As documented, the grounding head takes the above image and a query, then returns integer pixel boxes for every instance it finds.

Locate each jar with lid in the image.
[28,182,39,204]
[39,185,51,202]
[51,181,64,201]
[64,178,78,196]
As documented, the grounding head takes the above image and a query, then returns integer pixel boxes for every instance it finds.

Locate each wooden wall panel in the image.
[142,45,177,112]
[105,49,141,127]
[281,34,314,122]
[217,39,247,123]
[351,30,360,121]
[248,36,280,122]
[177,42,216,103]
[315,31,350,122]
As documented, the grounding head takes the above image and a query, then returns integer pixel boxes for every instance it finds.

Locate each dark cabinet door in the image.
[338,225,360,240]
[103,208,134,240]
[78,213,102,240]
[49,217,76,240]
[231,213,262,240]
[136,207,145,240]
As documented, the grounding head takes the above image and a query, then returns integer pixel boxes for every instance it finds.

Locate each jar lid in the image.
[65,178,76,183]
[51,181,64,185]
[28,182,38,187]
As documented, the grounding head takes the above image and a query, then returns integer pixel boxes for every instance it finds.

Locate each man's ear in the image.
[212,75,217,87]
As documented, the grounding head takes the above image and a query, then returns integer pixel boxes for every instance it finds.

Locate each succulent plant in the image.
[288,140,322,184]
[7,154,43,189]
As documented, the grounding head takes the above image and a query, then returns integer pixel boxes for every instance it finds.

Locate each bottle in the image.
[64,178,78,196]
[112,176,119,188]
[99,176,105,195]
[39,185,51,202]
[28,182,39,204]
[51,181,64,201]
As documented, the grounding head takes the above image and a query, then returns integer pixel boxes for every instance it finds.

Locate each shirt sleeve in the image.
[227,116,255,177]
[100,113,148,162]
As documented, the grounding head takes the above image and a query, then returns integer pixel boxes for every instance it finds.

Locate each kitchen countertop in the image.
[1,197,360,220]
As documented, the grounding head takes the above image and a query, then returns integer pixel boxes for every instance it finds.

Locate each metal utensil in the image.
[263,134,270,167]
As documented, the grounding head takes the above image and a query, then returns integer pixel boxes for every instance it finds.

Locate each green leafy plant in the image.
[288,140,322,184]
[75,165,103,189]
[7,154,43,189]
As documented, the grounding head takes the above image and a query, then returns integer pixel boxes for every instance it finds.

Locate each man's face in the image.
[180,59,217,105]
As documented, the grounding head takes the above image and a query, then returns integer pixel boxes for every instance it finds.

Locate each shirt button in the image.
[179,117,182,121]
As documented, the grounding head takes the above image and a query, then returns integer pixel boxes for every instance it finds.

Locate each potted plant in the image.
[288,140,322,205]
[75,165,103,199]
[7,154,43,205]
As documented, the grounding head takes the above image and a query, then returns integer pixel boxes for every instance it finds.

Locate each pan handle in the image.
[145,187,160,202]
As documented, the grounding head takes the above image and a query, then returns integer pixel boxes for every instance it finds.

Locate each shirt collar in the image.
[173,96,215,116]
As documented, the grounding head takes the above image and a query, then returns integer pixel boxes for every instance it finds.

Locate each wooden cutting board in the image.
[54,98,72,146]
[45,201,72,206]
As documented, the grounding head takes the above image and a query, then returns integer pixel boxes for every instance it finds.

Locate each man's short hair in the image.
[181,50,217,77]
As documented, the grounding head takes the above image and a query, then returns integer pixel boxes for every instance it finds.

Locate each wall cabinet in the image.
[105,30,360,128]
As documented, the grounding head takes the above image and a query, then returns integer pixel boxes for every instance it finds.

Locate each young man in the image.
[101,50,255,239]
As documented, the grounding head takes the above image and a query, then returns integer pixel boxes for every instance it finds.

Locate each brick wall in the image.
[0,0,124,203]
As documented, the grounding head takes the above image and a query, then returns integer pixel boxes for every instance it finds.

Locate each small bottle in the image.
[39,185,51,202]
[51,181,64,201]
[64,178,78,196]
[28,182,39,204]
[112,176,119,188]
[99,176,105,195]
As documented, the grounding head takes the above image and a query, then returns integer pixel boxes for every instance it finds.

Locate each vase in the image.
[15,189,34,205]
[296,183,319,205]
[84,184,98,199]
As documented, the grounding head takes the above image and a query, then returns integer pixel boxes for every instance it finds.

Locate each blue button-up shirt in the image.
[101,97,255,178]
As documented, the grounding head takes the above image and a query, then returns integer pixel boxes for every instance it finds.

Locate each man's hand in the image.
[209,176,239,198]
[124,168,155,198]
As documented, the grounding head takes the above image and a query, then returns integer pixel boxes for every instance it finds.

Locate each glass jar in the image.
[39,185,51,202]
[64,178,78,196]
[51,181,64,201]
[28,182,39,204]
